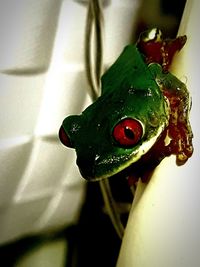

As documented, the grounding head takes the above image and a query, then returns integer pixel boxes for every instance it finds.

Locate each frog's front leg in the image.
[154,66,193,165]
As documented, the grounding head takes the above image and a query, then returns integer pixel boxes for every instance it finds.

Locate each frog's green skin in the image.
[61,45,172,180]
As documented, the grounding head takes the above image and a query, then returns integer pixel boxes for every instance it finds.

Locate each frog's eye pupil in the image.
[124,127,135,139]
[113,118,143,147]
[59,126,73,148]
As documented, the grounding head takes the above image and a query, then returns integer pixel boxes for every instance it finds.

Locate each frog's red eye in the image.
[113,118,143,147]
[59,126,73,148]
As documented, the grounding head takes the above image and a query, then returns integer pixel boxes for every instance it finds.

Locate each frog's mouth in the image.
[80,124,168,182]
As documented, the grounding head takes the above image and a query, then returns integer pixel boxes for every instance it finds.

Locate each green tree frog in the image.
[59,28,193,184]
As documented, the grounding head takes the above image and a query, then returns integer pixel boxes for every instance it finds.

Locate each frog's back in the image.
[101,45,156,95]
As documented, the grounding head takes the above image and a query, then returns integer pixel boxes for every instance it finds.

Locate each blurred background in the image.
[0,0,187,266]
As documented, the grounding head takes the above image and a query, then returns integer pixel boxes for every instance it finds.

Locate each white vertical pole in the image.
[117,1,200,266]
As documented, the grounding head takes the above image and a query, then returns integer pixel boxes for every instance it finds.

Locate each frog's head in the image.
[59,45,169,181]
[59,81,169,181]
